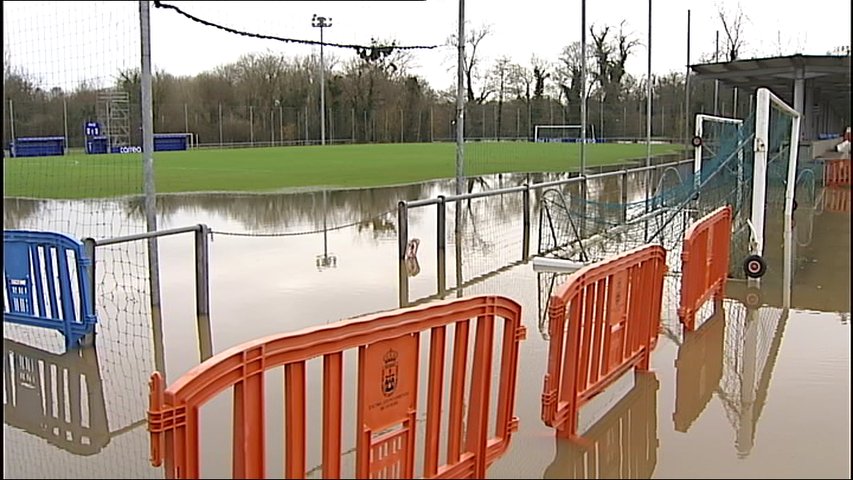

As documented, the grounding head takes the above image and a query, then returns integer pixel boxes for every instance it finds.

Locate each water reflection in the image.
[673,306,726,433]
[3,338,110,456]
[543,372,660,479]
[2,160,849,479]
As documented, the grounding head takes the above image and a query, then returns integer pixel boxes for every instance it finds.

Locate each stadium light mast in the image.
[312,14,332,146]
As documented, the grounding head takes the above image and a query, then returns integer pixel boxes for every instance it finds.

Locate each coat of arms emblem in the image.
[382,349,399,396]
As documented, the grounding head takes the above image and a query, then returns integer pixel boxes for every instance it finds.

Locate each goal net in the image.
[3,2,161,478]
[534,124,597,143]
[690,88,801,280]
[536,88,801,286]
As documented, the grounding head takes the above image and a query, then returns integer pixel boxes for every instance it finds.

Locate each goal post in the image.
[534,124,597,143]
[693,114,744,190]
[751,87,800,262]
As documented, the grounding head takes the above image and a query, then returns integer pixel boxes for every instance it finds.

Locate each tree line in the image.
[4,15,765,150]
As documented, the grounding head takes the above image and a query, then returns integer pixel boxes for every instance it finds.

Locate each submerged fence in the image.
[396,158,694,307]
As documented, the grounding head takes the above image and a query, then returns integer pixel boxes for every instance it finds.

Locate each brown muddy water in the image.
[3,169,850,479]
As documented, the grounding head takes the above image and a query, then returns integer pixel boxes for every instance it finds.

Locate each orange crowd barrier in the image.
[678,205,733,332]
[148,295,526,479]
[823,186,851,213]
[825,158,851,187]
[540,245,667,438]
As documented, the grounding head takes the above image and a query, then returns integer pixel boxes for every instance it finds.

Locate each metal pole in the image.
[645,0,653,231]
[455,0,465,196]
[194,225,213,362]
[8,99,16,155]
[400,108,404,142]
[83,238,97,320]
[714,30,720,115]
[522,184,531,260]
[139,0,165,377]
[322,189,328,257]
[646,0,653,169]
[312,14,332,146]
[63,99,69,153]
[733,87,738,117]
[685,9,691,145]
[184,103,189,135]
[351,107,355,143]
[437,196,447,295]
[279,105,283,146]
[430,107,434,142]
[397,201,409,307]
[320,27,325,145]
[580,0,587,174]
[218,103,223,147]
[249,105,254,146]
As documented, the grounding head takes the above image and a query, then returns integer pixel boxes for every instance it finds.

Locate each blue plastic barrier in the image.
[154,133,189,151]
[10,136,66,157]
[3,230,97,349]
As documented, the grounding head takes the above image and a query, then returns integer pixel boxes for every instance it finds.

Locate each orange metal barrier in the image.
[823,186,851,213]
[678,206,733,332]
[540,245,667,438]
[148,295,526,479]
[825,158,851,187]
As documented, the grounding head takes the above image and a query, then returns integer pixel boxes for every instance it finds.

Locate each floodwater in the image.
[3,165,850,479]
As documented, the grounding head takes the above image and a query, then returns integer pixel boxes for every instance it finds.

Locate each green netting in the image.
[537,102,800,280]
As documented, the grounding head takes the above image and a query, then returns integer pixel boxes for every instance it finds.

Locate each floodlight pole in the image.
[580,0,587,175]
[455,0,465,196]
[685,9,691,145]
[646,0,652,170]
[312,14,332,146]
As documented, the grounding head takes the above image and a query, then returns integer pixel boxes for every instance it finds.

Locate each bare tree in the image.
[531,55,549,99]
[506,62,534,136]
[718,3,747,61]
[487,56,512,137]
[448,24,492,103]
[554,42,589,112]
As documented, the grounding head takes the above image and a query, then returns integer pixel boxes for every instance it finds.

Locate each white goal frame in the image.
[534,124,596,143]
[752,87,800,263]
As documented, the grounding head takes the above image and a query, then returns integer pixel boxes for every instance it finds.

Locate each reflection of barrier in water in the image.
[148,295,526,479]
[3,338,110,455]
[822,186,851,213]
[672,306,725,432]
[541,245,666,439]
[543,372,660,479]
[2,201,163,478]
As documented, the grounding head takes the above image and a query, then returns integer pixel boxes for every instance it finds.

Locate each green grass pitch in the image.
[3,142,683,199]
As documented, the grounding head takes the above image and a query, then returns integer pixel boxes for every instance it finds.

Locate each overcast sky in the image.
[3,0,851,92]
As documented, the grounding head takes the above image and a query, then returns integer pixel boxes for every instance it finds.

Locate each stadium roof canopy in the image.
[690,54,850,139]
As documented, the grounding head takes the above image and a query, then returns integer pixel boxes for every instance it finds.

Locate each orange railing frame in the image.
[540,244,667,439]
[147,295,526,479]
[678,205,733,332]
[823,186,851,213]
[825,158,851,187]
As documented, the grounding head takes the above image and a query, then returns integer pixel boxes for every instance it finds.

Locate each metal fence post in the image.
[194,224,213,362]
[83,237,97,317]
[522,185,531,260]
[621,169,629,223]
[437,196,447,295]
[397,201,409,307]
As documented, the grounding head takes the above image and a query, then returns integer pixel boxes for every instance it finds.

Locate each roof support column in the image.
[793,67,806,139]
